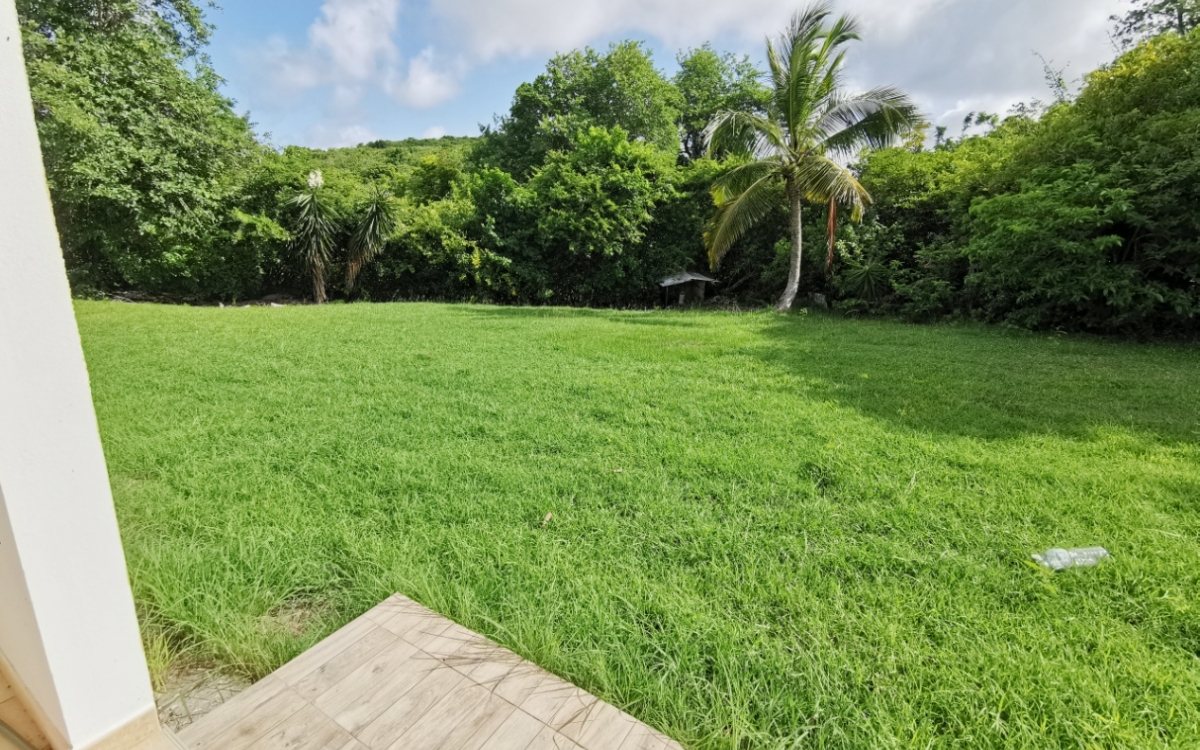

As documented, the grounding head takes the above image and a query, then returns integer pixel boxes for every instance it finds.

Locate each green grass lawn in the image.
[76,300,1200,749]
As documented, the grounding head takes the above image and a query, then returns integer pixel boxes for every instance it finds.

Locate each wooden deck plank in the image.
[293,626,399,703]
[447,641,524,685]
[618,723,675,750]
[273,616,378,687]
[252,702,354,750]
[190,686,309,750]
[418,620,488,660]
[361,595,416,625]
[177,595,682,750]
[547,688,602,740]
[525,726,583,750]
[519,675,589,728]
[0,695,51,750]
[572,702,637,749]
[476,709,546,750]
[493,664,554,709]
[312,639,423,721]
[351,664,464,745]
[397,618,457,652]
[429,691,518,750]
[178,675,290,749]
[382,680,492,750]
[375,608,447,642]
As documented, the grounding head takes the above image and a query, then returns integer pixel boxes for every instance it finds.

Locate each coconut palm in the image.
[346,187,399,295]
[704,3,922,311]
[289,171,338,304]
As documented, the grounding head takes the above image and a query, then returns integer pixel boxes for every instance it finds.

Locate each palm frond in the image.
[816,86,923,156]
[770,4,830,136]
[704,170,782,269]
[705,111,787,159]
[712,158,785,197]
[793,153,870,220]
[346,188,398,293]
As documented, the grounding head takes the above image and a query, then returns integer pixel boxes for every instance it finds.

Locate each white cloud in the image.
[257,36,322,94]
[259,0,400,95]
[257,0,460,113]
[309,0,400,82]
[422,125,448,139]
[384,49,464,108]
[427,0,954,61]
[307,124,379,148]
[426,0,1125,128]
[244,0,1130,144]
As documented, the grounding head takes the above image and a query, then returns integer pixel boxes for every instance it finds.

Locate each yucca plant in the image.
[289,171,339,304]
[346,187,399,295]
[840,256,891,303]
[704,2,921,311]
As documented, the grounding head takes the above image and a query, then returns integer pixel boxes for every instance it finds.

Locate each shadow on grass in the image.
[752,313,1200,444]
[448,302,1200,445]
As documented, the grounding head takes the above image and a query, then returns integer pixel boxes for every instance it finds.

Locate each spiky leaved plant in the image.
[289,170,338,304]
[346,187,399,295]
[704,2,922,312]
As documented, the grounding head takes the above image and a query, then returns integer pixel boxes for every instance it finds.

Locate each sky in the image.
[203,0,1129,149]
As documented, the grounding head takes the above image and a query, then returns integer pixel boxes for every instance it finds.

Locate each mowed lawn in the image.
[76,300,1200,750]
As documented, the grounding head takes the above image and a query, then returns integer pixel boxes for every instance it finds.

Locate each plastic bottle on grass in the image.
[1033,547,1111,572]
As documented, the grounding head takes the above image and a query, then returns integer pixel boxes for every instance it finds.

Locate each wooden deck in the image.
[176,595,682,750]
[0,672,51,750]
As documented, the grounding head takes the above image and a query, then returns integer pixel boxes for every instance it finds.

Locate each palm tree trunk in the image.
[776,182,804,312]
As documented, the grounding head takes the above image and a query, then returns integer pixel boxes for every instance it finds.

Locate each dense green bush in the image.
[21,0,262,298]
[848,30,1200,335]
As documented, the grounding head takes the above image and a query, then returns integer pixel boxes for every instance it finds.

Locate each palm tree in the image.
[704,3,922,312]
[346,187,399,295]
[289,171,338,304]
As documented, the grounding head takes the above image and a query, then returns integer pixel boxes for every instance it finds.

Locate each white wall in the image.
[0,1,159,747]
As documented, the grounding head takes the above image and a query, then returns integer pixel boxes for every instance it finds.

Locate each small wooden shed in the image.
[659,272,717,307]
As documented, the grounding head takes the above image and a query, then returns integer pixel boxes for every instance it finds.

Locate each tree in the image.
[1111,0,1200,47]
[673,45,770,162]
[346,188,399,294]
[703,3,920,311]
[519,126,677,305]
[477,42,681,178]
[289,172,339,304]
[19,0,262,297]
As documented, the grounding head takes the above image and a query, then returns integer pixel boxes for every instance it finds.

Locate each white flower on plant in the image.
[307,170,325,190]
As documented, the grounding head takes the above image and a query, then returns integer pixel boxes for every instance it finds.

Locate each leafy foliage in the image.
[346,188,399,294]
[476,42,682,178]
[703,2,921,311]
[24,0,1200,334]
[1111,0,1200,47]
[849,29,1200,335]
[288,175,339,304]
[673,45,770,162]
[20,0,262,297]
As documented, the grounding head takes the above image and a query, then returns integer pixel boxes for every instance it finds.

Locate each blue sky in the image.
[203,0,1127,149]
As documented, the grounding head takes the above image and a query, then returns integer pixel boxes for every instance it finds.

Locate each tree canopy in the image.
[1112,0,1200,47]
[476,42,682,178]
[673,45,770,162]
[17,0,1200,336]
